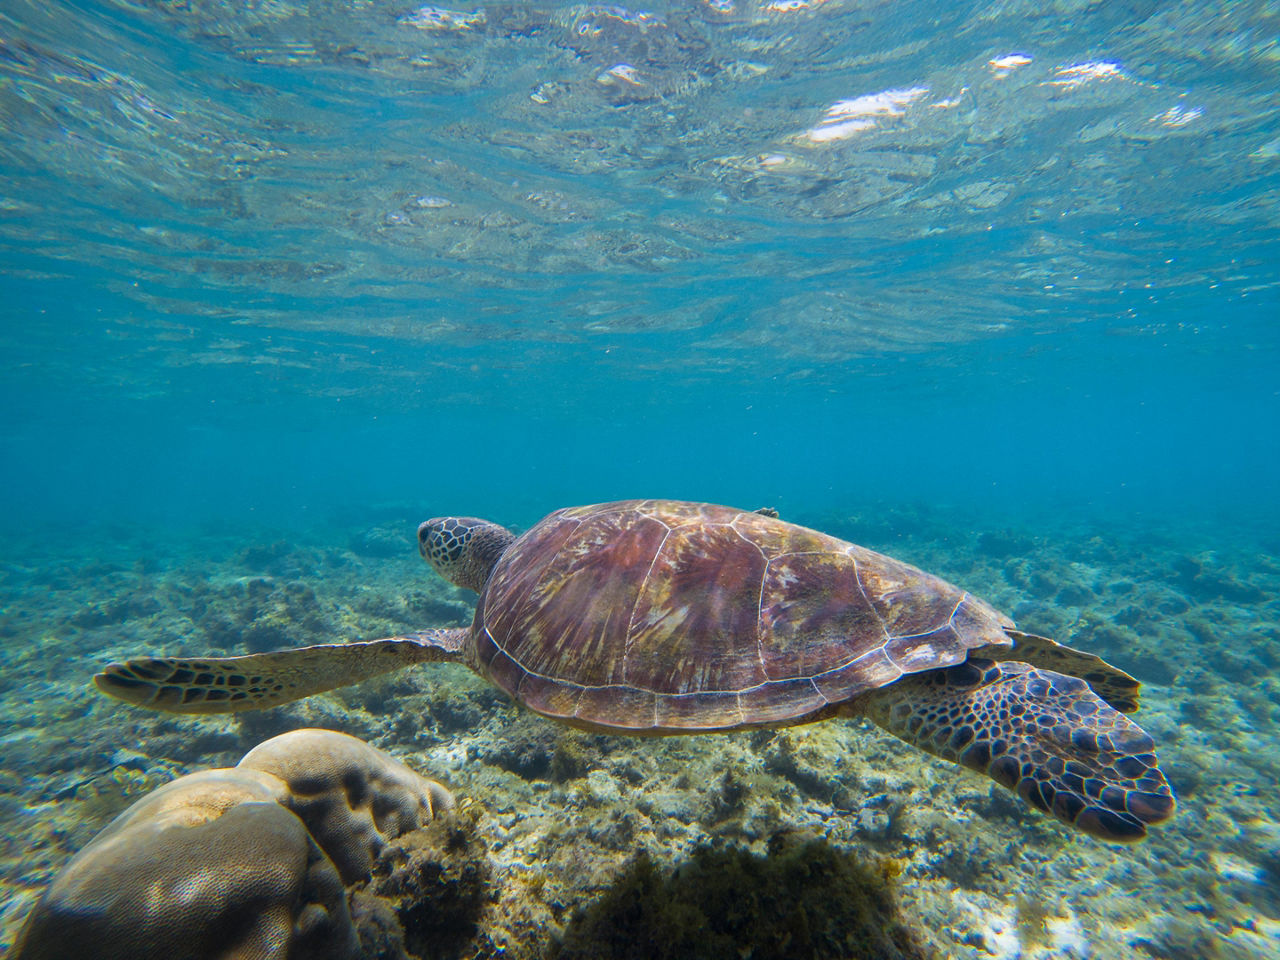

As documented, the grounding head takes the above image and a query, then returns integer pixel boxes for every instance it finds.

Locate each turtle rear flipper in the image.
[858,659,1174,842]
[94,629,468,715]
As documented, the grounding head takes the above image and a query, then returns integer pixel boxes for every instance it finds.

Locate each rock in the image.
[349,526,412,559]
[977,530,1034,559]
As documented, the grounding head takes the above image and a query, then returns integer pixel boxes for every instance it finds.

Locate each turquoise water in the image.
[2,1,1279,957]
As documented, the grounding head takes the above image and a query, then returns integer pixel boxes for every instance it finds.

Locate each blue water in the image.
[2,1,1279,957]
[2,0,1277,537]
[7,318,1279,532]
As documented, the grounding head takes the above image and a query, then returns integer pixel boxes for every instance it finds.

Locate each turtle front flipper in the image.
[94,629,468,715]
[856,659,1175,842]
[970,630,1142,713]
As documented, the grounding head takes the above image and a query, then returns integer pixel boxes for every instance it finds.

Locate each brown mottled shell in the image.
[470,500,1014,734]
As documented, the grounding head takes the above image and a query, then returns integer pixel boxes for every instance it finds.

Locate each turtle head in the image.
[418,516,516,593]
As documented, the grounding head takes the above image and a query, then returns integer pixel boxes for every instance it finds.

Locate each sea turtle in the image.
[96,499,1174,842]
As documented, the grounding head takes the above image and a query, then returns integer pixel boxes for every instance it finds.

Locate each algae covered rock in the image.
[12,729,456,960]
[551,835,928,960]
[361,814,492,960]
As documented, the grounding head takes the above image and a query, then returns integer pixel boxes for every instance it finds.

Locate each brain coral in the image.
[12,729,453,960]
[240,728,455,885]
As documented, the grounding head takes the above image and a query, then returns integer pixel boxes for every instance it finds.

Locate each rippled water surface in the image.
[1,1,1278,958]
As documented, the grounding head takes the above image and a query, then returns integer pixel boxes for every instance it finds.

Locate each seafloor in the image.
[1,502,1277,959]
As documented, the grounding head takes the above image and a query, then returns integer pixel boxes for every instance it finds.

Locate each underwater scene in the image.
[2,0,1278,958]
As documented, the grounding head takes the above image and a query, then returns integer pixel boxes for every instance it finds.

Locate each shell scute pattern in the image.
[476,500,1015,731]
[513,669,583,721]
[481,507,663,683]
[578,683,659,728]
[656,689,745,730]
[759,550,878,679]
[624,519,768,693]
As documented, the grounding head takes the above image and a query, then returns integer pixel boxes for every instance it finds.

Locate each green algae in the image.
[1013,894,1056,951]
[360,810,492,960]
[551,836,927,960]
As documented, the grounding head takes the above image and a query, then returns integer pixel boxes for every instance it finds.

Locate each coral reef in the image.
[1,503,1278,958]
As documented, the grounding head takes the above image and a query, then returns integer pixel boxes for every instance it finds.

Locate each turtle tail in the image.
[857,659,1175,842]
[94,628,469,715]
